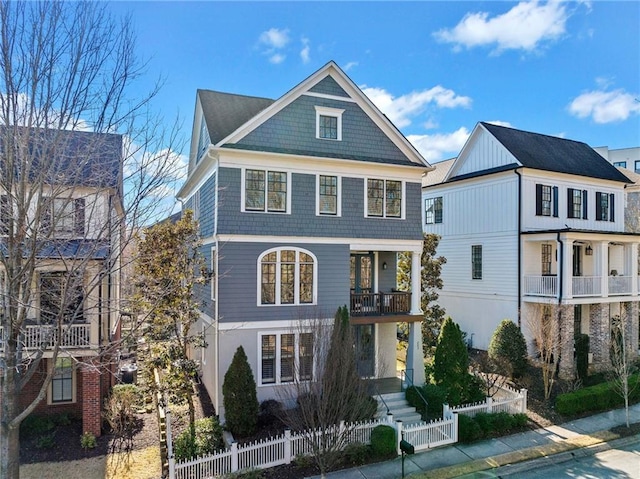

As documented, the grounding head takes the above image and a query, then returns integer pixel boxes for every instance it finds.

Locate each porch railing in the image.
[0,323,91,351]
[572,276,601,297]
[609,275,632,295]
[350,292,411,317]
[523,275,557,296]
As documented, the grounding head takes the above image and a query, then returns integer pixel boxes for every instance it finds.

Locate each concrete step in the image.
[375,391,422,423]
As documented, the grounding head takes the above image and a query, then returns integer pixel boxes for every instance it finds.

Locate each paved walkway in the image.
[308,403,640,479]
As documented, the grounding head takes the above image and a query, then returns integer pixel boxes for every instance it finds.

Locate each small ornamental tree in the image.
[433,317,473,405]
[488,319,528,378]
[223,346,259,438]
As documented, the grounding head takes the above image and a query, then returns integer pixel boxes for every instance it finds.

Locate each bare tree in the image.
[525,304,560,400]
[277,307,377,476]
[0,2,184,478]
[608,315,638,427]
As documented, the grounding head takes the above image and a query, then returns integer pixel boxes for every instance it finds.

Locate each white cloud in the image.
[259,28,290,49]
[300,37,310,64]
[485,120,513,128]
[269,53,286,64]
[434,0,570,54]
[344,61,359,71]
[362,85,471,128]
[568,89,640,124]
[407,127,471,162]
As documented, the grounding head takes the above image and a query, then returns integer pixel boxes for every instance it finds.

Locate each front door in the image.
[350,253,374,294]
[573,245,582,277]
[354,324,375,377]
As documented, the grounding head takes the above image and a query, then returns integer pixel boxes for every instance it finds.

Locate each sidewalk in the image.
[308,403,640,479]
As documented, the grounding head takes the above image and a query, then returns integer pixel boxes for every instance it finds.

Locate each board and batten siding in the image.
[520,172,626,232]
[217,242,350,324]
[450,128,517,178]
[217,167,423,240]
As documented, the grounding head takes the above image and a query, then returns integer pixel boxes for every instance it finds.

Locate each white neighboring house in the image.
[423,122,640,378]
[594,146,640,173]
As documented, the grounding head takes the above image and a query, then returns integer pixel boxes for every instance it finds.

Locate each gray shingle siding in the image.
[199,173,217,238]
[217,167,422,240]
[308,76,349,97]
[194,245,214,317]
[217,242,350,323]
[235,95,408,163]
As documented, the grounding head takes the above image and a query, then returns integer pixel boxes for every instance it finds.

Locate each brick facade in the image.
[81,358,102,437]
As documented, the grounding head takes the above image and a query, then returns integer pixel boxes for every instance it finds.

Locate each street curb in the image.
[411,429,624,479]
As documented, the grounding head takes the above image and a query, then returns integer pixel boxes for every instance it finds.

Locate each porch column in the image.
[410,250,422,315]
[406,321,426,386]
[628,243,639,295]
[562,239,573,300]
[598,241,609,297]
[558,305,575,380]
[81,360,102,437]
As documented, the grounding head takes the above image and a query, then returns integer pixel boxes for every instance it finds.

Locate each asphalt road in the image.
[472,436,640,479]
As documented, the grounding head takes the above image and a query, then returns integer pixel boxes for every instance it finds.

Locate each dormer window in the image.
[315,106,344,141]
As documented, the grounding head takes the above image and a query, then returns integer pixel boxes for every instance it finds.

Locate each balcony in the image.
[350,291,411,317]
[609,275,633,295]
[572,276,602,297]
[0,323,91,352]
[523,275,557,297]
[524,274,638,298]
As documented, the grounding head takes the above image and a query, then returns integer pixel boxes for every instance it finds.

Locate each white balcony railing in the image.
[572,276,602,297]
[0,323,91,351]
[609,275,632,295]
[524,275,557,296]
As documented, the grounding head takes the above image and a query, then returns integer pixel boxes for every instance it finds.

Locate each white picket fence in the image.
[444,385,528,418]
[169,384,527,479]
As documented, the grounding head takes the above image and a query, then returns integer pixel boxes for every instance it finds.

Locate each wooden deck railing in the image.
[350,292,411,317]
[0,323,91,351]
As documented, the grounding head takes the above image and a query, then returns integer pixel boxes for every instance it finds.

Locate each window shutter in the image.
[535,184,543,216]
[609,194,615,222]
[595,192,602,220]
[552,186,559,217]
[567,188,574,218]
[582,190,588,219]
[74,198,85,236]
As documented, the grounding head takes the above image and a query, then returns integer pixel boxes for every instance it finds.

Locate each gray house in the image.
[177,62,431,418]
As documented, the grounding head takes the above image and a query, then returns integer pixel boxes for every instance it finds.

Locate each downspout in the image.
[515,169,522,327]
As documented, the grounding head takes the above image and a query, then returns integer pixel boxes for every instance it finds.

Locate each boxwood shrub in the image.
[458,412,528,443]
[556,373,640,416]
[369,425,396,459]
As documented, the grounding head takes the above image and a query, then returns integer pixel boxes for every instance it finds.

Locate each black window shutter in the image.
[74,198,85,236]
[535,184,543,216]
[567,188,574,218]
[552,186,559,217]
[595,192,602,220]
[609,194,615,222]
[582,190,588,219]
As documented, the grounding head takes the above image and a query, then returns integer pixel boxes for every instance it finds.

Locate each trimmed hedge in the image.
[556,373,640,416]
[458,412,528,443]
[406,384,448,419]
[369,425,396,459]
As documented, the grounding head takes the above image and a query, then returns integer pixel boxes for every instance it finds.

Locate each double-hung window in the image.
[259,248,316,306]
[535,184,558,217]
[541,244,552,275]
[244,169,288,213]
[315,106,344,141]
[42,197,85,236]
[367,179,402,218]
[596,192,615,222]
[567,188,587,219]
[425,197,443,224]
[471,245,482,280]
[51,357,73,403]
[317,175,340,216]
[40,271,84,323]
[259,332,314,385]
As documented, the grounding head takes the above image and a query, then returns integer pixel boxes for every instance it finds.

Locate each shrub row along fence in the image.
[168,386,527,479]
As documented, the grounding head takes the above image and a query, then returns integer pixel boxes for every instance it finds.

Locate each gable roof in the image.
[422,158,455,187]
[480,122,631,183]
[197,90,274,144]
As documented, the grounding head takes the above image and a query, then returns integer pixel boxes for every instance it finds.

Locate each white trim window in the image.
[425,196,443,224]
[49,357,75,404]
[316,174,341,216]
[258,247,317,306]
[259,331,314,385]
[366,179,403,218]
[314,106,344,141]
[242,169,290,213]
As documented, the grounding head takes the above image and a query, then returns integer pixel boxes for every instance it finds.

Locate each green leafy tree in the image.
[222,346,259,438]
[433,317,476,405]
[133,210,205,433]
[488,319,528,378]
[397,234,447,355]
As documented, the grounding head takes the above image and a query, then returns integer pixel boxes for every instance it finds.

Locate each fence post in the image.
[284,430,291,464]
[443,403,450,419]
[395,420,403,456]
[387,413,394,425]
[453,413,459,443]
[166,407,175,479]
[486,396,493,413]
[520,389,528,413]
[231,442,238,472]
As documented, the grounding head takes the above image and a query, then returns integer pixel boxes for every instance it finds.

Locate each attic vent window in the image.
[315,106,344,141]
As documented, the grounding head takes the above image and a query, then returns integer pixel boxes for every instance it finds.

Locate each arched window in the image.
[258,248,317,306]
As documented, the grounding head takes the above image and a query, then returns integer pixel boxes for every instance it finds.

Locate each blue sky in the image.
[108,1,639,164]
